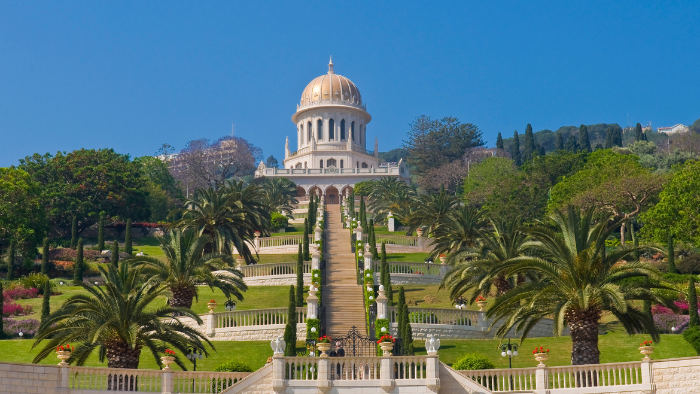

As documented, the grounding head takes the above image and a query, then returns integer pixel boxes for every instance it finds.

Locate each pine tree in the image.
[668,233,676,274]
[73,239,84,284]
[111,240,119,266]
[555,132,564,151]
[296,244,304,307]
[41,280,51,323]
[97,211,106,251]
[70,215,78,249]
[523,124,536,162]
[125,219,133,255]
[369,219,378,259]
[690,277,699,328]
[41,238,49,275]
[6,240,15,281]
[284,285,297,356]
[511,131,521,166]
[604,127,614,149]
[635,123,643,142]
[496,132,504,150]
[303,219,310,261]
[579,124,591,152]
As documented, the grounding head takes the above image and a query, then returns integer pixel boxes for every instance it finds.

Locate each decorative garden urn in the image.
[416,228,424,238]
[534,352,548,366]
[439,255,446,264]
[476,300,487,311]
[207,301,217,313]
[380,342,394,356]
[317,343,331,358]
[639,346,654,359]
[57,351,71,366]
[161,356,175,370]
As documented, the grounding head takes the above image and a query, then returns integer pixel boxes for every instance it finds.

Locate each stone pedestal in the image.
[355,226,363,243]
[380,354,394,392]
[307,288,319,319]
[426,351,440,392]
[388,212,395,232]
[376,286,388,319]
[207,310,216,337]
[315,224,322,241]
[311,250,321,270]
[363,251,373,272]
[272,354,286,394]
[161,367,174,394]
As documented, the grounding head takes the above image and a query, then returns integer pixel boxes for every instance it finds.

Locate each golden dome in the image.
[299,57,362,110]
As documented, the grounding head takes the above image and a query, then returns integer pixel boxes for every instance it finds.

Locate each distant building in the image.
[658,124,688,134]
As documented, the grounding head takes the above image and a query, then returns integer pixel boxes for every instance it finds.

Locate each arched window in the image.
[340,119,346,140]
[340,160,344,168]
[329,119,335,140]
[317,119,323,140]
[327,158,337,167]
[307,121,312,142]
[362,162,368,168]
[296,163,303,169]
[351,121,355,141]
[319,160,323,168]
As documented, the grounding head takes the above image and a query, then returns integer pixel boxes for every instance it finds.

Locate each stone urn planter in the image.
[317,342,331,358]
[161,356,175,370]
[476,300,488,311]
[379,342,395,356]
[416,228,424,238]
[207,300,217,313]
[639,346,654,359]
[439,255,446,264]
[56,351,71,366]
[534,352,548,366]
[236,257,246,267]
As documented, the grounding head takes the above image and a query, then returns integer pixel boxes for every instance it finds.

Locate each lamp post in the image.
[500,338,518,390]
[224,299,237,311]
[186,347,203,371]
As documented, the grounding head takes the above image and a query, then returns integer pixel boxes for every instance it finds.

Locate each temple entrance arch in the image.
[326,186,339,204]
[340,186,353,205]
[308,186,323,201]
[296,186,307,200]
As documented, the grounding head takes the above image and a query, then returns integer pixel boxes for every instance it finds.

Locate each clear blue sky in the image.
[1,1,698,167]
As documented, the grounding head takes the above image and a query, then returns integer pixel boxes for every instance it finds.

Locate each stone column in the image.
[387,212,395,232]
[253,232,260,251]
[307,286,318,319]
[641,358,655,392]
[59,363,69,389]
[376,285,388,320]
[426,349,440,392]
[534,364,548,394]
[161,364,174,394]
[207,309,216,337]
[272,352,286,393]
[355,225,363,244]
[380,350,395,392]
[345,216,351,228]
[363,250,372,272]
[311,250,321,270]
[315,224,322,241]
[316,356,331,392]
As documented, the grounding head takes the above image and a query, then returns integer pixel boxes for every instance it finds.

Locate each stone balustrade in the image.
[177,307,308,341]
[374,261,448,284]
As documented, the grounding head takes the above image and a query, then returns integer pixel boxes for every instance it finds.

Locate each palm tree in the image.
[441,217,531,301]
[407,187,459,236]
[257,177,298,217]
[128,230,247,308]
[32,262,211,369]
[367,177,417,225]
[170,181,269,260]
[431,204,487,258]
[487,206,669,365]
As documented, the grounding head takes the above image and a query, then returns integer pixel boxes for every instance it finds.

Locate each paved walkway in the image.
[322,208,367,338]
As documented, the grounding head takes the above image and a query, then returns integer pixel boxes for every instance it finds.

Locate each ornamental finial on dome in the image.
[328,56,334,74]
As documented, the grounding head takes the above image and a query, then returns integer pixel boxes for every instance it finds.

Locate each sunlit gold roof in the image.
[298,57,362,110]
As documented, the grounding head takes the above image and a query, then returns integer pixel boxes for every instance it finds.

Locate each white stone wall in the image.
[243,274,311,287]
[652,357,700,394]
[213,324,307,341]
[379,274,442,285]
[0,362,62,394]
[392,318,565,340]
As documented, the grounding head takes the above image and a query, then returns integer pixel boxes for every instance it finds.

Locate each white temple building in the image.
[255,58,410,204]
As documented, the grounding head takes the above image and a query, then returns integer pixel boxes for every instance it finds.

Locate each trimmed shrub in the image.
[3,286,39,301]
[453,353,496,370]
[683,326,700,355]
[214,361,253,372]
[271,212,289,231]
[3,303,32,317]
[19,273,50,295]
[678,254,700,275]
[306,318,320,340]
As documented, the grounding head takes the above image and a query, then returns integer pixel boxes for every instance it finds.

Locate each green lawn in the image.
[255,254,300,264]
[385,253,431,262]
[132,236,166,258]
[270,226,305,236]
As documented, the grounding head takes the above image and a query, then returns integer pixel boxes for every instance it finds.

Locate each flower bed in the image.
[3,303,33,317]
[652,303,694,333]
[3,318,39,338]
[3,286,39,302]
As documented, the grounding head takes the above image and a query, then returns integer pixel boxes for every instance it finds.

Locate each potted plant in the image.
[475,295,487,311]
[56,344,73,365]
[161,349,176,370]
[254,231,261,238]
[317,336,332,357]
[532,347,549,366]
[236,255,246,267]
[416,228,424,238]
[207,299,217,313]
[438,253,446,264]
[377,334,395,356]
[639,340,654,359]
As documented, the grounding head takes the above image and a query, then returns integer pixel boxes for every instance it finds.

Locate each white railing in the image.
[374,262,443,276]
[363,234,421,247]
[548,362,642,389]
[285,357,319,380]
[459,367,537,392]
[330,358,381,380]
[317,144,348,151]
[257,234,312,248]
[68,366,162,392]
[171,371,251,393]
[216,307,307,329]
[393,357,427,380]
[389,307,482,326]
[259,166,403,177]
[239,262,311,277]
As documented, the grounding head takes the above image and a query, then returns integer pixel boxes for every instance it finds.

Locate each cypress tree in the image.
[565,134,579,152]
[70,215,78,249]
[125,219,133,255]
[579,124,591,152]
[689,277,699,328]
[97,211,106,251]
[511,131,521,166]
[74,239,84,284]
[111,240,119,266]
[41,280,51,323]
[296,244,304,307]
[634,123,643,142]
[555,132,564,151]
[496,132,504,150]
[41,238,49,275]
[613,127,623,147]
[303,219,310,260]
[523,124,535,162]
[6,240,15,281]
[668,233,676,274]
[369,219,378,259]
[0,283,3,338]
[605,127,614,149]
[284,285,297,356]
[360,198,366,230]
